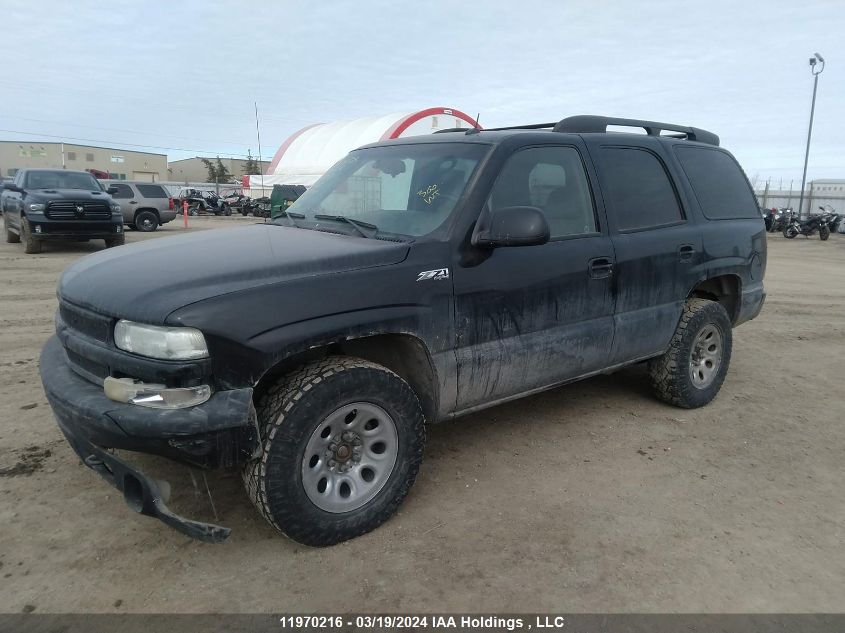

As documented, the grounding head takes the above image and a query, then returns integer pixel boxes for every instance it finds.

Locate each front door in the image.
[453,144,616,411]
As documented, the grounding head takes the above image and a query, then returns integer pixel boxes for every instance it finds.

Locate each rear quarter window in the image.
[674,146,759,220]
[136,184,168,198]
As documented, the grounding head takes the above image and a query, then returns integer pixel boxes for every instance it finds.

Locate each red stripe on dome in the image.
[379,107,481,141]
[266,123,322,175]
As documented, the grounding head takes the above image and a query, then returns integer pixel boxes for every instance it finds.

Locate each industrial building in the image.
[0,141,167,181]
[167,156,270,184]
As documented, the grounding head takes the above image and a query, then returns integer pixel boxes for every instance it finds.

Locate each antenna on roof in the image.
[466,113,482,135]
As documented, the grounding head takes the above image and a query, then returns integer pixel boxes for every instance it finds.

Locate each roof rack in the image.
[486,115,719,146]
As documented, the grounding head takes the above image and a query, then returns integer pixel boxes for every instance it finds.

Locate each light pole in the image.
[797,52,825,218]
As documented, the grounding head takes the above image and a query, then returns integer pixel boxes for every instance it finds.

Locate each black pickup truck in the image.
[2,169,124,253]
[39,115,766,546]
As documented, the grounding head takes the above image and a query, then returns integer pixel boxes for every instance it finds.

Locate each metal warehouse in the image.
[0,141,167,181]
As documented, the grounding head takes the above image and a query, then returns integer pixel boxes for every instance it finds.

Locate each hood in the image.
[58,224,409,323]
[28,189,112,202]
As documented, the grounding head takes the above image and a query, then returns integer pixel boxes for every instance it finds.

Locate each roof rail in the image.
[555,115,719,146]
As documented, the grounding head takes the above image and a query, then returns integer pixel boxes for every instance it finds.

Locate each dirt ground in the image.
[1,217,843,614]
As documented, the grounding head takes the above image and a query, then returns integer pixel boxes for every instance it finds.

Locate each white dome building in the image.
[243,107,479,192]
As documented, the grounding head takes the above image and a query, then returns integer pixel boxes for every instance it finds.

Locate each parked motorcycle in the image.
[768,207,792,233]
[783,209,831,240]
[818,205,841,234]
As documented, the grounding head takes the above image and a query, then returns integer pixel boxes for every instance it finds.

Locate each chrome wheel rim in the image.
[140,217,153,230]
[689,324,722,389]
[301,402,398,513]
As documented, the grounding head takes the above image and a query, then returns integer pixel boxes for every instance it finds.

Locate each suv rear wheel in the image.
[243,357,426,546]
[648,298,732,409]
[134,210,159,232]
[20,216,42,254]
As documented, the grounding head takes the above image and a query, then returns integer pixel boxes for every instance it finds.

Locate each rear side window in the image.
[674,147,759,220]
[109,184,134,199]
[136,184,168,198]
[599,147,683,231]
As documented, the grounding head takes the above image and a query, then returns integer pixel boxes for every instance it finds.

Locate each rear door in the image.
[136,183,171,215]
[588,139,702,364]
[452,142,616,410]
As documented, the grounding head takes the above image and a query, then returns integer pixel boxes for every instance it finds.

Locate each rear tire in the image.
[20,217,42,254]
[243,357,426,546]
[134,210,158,232]
[783,226,797,238]
[648,298,732,409]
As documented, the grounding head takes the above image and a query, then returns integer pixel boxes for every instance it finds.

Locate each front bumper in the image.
[26,216,123,241]
[40,335,257,542]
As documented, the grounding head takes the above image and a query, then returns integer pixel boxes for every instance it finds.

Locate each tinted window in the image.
[674,147,759,220]
[136,184,167,198]
[489,146,596,238]
[109,184,134,199]
[25,170,100,191]
[599,147,683,231]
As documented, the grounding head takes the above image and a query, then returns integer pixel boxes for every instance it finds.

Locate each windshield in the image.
[25,171,101,191]
[281,142,489,237]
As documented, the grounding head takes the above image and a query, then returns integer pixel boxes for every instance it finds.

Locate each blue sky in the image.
[2,0,843,185]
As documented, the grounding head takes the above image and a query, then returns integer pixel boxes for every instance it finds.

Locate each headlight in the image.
[114,320,209,360]
[110,202,121,213]
[29,203,46,212]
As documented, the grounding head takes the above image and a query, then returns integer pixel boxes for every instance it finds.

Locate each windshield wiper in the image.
[271,209,306,226]
[314,214,378,238]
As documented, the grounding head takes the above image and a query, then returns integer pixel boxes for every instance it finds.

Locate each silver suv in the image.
[99,181,176,232]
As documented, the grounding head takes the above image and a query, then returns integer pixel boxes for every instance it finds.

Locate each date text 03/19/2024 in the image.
[278,615,567,629]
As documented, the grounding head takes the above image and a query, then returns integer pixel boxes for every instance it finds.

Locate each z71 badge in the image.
[416,268,450,282]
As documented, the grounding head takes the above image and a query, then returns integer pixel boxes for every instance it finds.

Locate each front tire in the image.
[820,226,830,241]
[20,216,42,254]
[243,357,426,546]
[783,225,798,238]
[4,213,20,243]
[648,298,732,409]
[104,233,125,248]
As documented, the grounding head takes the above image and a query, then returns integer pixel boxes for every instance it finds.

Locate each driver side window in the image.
[489,146,597,238]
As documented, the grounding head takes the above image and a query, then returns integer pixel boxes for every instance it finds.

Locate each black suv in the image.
[2,169,124,252]
[39,116,766,546]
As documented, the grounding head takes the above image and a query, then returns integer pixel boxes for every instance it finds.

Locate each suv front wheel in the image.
[648,298,732,409]
[243,357,426,546]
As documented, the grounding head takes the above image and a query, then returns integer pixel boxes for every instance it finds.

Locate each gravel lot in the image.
[1,217,843,613]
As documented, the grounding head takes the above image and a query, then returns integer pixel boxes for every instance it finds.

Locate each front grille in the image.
[46,200,111,220]
[66,349,108,382]
[59,301,112,343]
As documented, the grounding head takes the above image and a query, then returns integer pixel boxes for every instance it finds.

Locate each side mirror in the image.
[473,206,550,248]
[106,185,119,195]
[3,183,23,193]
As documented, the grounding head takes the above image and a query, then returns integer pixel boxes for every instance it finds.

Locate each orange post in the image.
[183,200,189,228]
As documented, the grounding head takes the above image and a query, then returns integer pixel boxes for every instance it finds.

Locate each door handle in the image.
[678,244,695,262]
[129,201,138,204]
[588,257,614,279]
